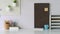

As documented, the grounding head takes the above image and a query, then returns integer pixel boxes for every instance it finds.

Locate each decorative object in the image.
[4,20,10,30]
[12,0,17,7]
[35,28,43,31]
[9,27,19,31]
[6,5,12,11]
[44,24,49,30]
[8,5,11,8]
[44,8,48,12]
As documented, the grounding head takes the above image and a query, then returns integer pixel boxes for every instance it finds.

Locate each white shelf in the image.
[51,17,60,18]
[51,20,60,22]
[51,26,60,28]
[51,23,60,25]
[51,15,60,29]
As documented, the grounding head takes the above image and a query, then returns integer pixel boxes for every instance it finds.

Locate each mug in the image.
[44,24,49,30]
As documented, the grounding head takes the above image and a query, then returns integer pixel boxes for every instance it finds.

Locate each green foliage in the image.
[8,5,11,8]
[14,0,16,3]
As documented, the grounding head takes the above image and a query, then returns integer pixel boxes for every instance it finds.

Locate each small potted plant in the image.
[14,0,16,3]
[8,5,11,8]
[13,0,17,7]
[6,5,11,11]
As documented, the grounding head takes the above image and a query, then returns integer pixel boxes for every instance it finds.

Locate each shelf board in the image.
[51,20,60,22]
[51,15,60,29]
[51,15,60,17]
[51,26,60,28]
[51,17,60,18]
[51,23,60,25]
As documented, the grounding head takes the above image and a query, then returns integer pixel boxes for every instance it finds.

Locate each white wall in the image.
[0,0,60,30]
[34,0,60,15]
[20,0,34,29]
[21,0,60,29]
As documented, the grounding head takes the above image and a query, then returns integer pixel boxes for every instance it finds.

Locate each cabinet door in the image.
[34,3,50,28]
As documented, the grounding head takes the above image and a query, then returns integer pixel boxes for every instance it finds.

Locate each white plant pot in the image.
[12,3,16,7]
[6,7,10,11]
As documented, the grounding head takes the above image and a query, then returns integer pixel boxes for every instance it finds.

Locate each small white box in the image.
[9,27,19,31]
[35,28,43,31]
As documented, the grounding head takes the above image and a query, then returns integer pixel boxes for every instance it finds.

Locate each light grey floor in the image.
[0,29,60,34]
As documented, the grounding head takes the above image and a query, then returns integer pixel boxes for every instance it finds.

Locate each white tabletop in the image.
[0,29,60,34]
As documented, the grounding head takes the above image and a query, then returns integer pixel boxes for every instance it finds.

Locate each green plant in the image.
[8,5,11,8]
[13,0,16,3]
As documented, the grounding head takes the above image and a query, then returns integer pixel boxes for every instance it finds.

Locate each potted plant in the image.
[14,0,16,3]
[6,5,11,11]
[13,0,17,7]
[8,5,11,8]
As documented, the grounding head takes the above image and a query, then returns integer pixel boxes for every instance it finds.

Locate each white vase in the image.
[6,7,10,11]
[12,3,16,7]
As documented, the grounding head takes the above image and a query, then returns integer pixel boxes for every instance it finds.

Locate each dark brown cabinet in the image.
[34,3,50,28]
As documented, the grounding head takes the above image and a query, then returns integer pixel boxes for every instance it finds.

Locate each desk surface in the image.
[0,29,60,34]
